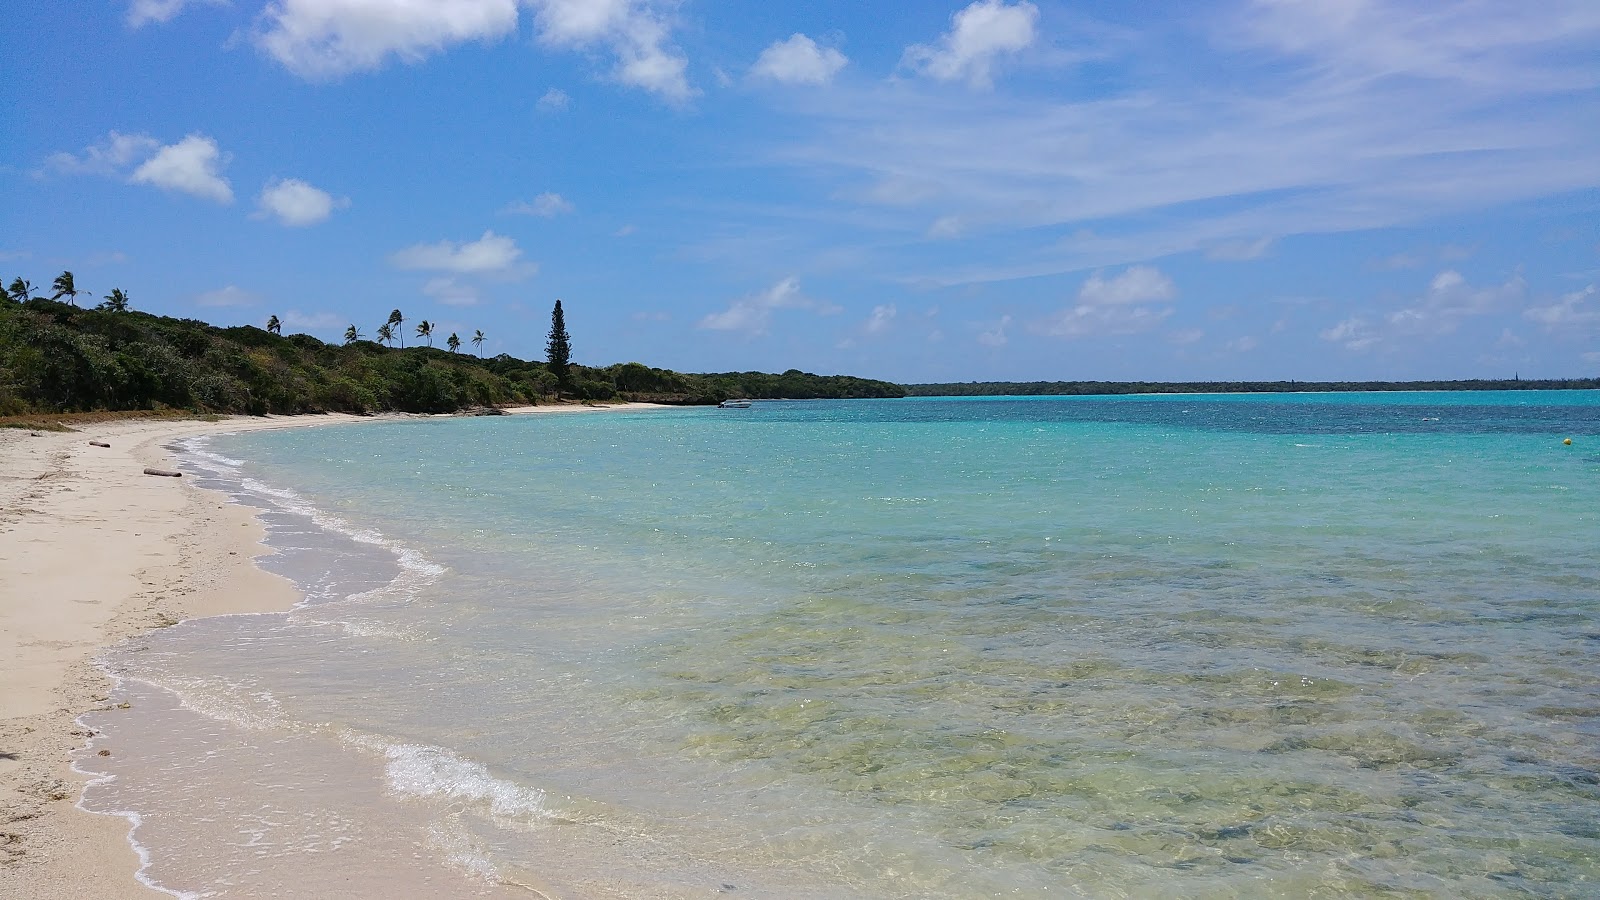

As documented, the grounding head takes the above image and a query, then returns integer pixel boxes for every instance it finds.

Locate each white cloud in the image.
[421,277,480,307]
[1033,265,1176,338]
[129,134,233,203]
[779,3,1600,287]
[283,309,344,332]
[1226,335,1259,352]
[614,224,637,237]
[256,177,346,226]
[527,0,693,102]
[127,0,222,28]
[751,34,847,85]
[1384,269,1525,335]
[1206,237,1274,261]
[904,0,1038,88]
[977,314,1011,347]
[1321,318,1379,351]
[505,192,575,217]
[697,277,837,335]
[537,87,571,111]
[195,285,257,307]
[43,131,160,176]
[927,215,964,239]
[256,0,520,79]
[1077,265,1174,306]
[390,230,527,274]
[1525,285,1600,329]
[1167,328,1204,345]
[863,303,897,335]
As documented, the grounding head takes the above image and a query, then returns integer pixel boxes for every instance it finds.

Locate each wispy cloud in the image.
[767,2,1600,285]
[697,277,840,335]
[504,192,575,217]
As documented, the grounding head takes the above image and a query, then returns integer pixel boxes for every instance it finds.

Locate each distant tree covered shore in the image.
[905,379,1599,397]
[0,295,903,416]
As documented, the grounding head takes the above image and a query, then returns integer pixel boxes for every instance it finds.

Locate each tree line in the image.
[905,379,1600,396]
[0,274,902,416]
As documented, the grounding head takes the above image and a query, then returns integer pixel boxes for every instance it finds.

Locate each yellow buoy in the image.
[1564,438,1573,445]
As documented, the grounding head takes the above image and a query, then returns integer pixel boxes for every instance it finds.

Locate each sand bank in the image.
[0,403,665,897]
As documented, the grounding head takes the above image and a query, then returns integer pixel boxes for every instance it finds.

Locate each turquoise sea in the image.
[82,393,1600,897]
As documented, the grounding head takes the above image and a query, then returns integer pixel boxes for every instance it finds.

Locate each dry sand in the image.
[0,403,665,898]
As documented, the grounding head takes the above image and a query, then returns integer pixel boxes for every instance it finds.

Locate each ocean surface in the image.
[80,393,1600,898]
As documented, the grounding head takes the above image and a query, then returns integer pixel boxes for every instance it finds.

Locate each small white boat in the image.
[718,399,753,409]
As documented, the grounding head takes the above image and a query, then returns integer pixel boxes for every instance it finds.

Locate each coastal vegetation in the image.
[0,273,904,416]
[906,378,1599,396]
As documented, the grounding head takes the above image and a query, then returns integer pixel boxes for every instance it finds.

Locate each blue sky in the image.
[3,0,1598,382]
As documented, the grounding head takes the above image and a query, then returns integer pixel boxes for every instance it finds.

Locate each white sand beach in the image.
[0,404,664,898]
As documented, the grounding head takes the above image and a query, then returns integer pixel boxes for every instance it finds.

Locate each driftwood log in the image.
[89,441,110,448]
[143,467,182,477]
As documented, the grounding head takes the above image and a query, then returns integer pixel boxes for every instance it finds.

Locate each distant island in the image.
[0,281,904,417]
[905,379,1599,397]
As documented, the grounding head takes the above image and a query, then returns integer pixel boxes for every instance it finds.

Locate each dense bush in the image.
[0,298,904,415]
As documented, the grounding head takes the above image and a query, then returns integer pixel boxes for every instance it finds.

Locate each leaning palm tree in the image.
[8,277,34,302]
[471,329,484,356]
[51,271,78,306]
[388,309,405,348]
[98,288,130,312]
[376,323,394,347]
[344,324,363,344]
[447,332,460,353]
[416,320,433,347]
[266,314,281,335]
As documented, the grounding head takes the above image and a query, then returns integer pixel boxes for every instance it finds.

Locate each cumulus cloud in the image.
[390,230,527,274]
[255,0,519,79]
[751,34,847,85]
[42,131,159,176]
[697,277,839,335]
[1384,269,1525,335]
[527,0,692,102]
[505,192,575,217]
[1033,265,1176,337]
[283,309,344,332]
[256,177,346,226]
[904,0,1038,88]
[130,134,233,203]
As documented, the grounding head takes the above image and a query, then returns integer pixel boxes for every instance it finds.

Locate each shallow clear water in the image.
[82,394,1600,897]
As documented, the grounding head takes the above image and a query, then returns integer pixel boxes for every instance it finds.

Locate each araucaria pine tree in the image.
[546,299,572,394]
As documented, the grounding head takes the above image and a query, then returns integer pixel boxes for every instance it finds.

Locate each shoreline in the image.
[0,403,666,897]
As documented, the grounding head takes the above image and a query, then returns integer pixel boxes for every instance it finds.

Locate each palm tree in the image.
[344,324,363,344]
[375,323,394,347]
[98,288,130,312]
[415,320,433,347]
[447,332,460,353]
[8,277,34,302]
[387,309,405,348]
[266,314,281,335]
[51,271,78,306]
[472,329,484,357]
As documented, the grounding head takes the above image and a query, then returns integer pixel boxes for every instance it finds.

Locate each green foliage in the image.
[546,300,572,392]
[905,379,1600,396]
[0,299,904,416]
